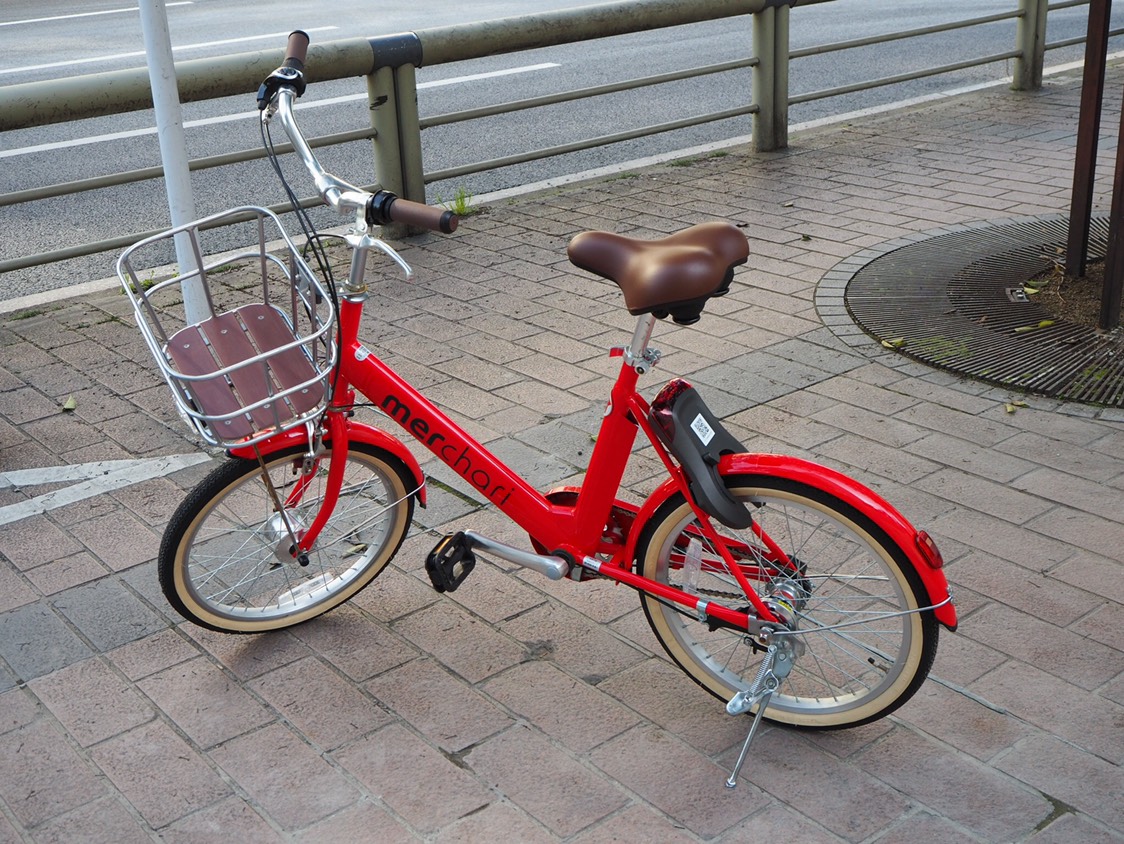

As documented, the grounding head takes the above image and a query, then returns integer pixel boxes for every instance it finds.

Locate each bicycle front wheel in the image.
[636,474,938,728]
[160,441,416,633]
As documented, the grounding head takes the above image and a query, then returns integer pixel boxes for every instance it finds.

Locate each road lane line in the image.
[0,454,213,527]
[0,3,193,27]
[0,63,561,159]
[6,26,339,74]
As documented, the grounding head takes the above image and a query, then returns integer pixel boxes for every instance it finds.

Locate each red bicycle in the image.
[119,32,957,786]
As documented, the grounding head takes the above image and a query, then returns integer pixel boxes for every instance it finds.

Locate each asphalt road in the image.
[1,0,1120,302]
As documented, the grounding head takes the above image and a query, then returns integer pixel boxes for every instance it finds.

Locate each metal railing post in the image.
[752,7,776,151]
[393,64,427,206]
[366,67,408,238]
[752,5,789,151]
[775,4,791,149]
[1012,0,1048,91]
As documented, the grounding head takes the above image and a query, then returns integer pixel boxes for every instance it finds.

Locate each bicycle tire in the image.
[636,474,938,728]
[159,441,416,633]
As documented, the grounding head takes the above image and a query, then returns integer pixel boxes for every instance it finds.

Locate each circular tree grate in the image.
[840,214,1124,407]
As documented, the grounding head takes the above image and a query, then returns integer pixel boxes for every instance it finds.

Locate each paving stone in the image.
[719,802,841,843]
[1025,812,1124,844]
[856,726,1051,841]
[505,566,639,627]
[210,723,359,831]
[249,656,392,750]
[466,724,627,838]
[481,660,639,754]
[432,800,552,844]
[138,656,274,749]
[589,724,767,839]
[900,679,1034,763]
[0,687,40,735]
[393,600,528,683]
[971,660,1124,766]
[1026,505,1124,561]
[364,657,512,753]
[0,515,82,571]
[734,727,911,842]
[158,796,282,844]
[916,469,1056,526]
[1013,467,1124,523]
[295,800,418,843]
[0,601,93,682]
[965,603,1124,691]
[996,734,1124,834]
[67,511,159,572]
[598,656,750,753]
[181,624,310,680]
[29,796,153,844]
[498,601,646,681]
[0,560,36,613]
[22,551,109,596]
[995,430,1124,483]
[1068,598,1124,654]
[107,628,201,681]
[871,812,982,844]
[287,604,419,682]
[0,720,106,828]
[945,550,1100,627]
[334,724,492,834]
[93,721,231,830]
[50,578,165,652]
[30,656,155,747]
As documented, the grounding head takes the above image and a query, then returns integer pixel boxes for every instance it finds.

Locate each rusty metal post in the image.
[1065,0,1111,278]
[1101,85,1124,330]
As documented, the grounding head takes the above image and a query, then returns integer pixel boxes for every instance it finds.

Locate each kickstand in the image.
[724,644,782,789]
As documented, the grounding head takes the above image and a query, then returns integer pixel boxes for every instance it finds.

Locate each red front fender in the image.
[228,419,427,507]
[627,452,957,631]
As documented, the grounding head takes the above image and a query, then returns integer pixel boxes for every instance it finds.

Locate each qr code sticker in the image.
[690,413,715,446]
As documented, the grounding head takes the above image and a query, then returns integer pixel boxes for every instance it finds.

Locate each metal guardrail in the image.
[0,0,1117,274]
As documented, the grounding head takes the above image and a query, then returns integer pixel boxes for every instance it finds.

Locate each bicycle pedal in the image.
[425,532,476,593]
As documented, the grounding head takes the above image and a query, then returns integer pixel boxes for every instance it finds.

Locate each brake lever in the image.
[257,67,306,111]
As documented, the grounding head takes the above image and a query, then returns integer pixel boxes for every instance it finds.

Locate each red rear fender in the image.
[628,453,957,631]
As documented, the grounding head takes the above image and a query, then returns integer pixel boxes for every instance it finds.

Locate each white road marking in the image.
[0,3,193,28]
[6,26,339,74]
[0,63,561,160]
[0,453,212,527]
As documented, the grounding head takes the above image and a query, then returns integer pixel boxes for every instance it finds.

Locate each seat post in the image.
[623,313,659,374]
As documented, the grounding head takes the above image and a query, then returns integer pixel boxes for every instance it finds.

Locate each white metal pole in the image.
[137,0,207,322]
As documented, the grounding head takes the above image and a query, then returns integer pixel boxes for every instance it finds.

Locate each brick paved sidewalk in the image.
[0,64,1122,843]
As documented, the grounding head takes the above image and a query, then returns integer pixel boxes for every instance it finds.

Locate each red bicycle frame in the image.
[235,294,783,633]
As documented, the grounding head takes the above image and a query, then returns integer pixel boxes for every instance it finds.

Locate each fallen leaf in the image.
[62,395,77,412]
[881,337,906,349]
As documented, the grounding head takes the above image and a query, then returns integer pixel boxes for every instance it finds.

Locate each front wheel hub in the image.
[262,509,307,563]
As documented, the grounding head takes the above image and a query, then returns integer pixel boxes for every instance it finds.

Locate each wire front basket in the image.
[118,207,337,448]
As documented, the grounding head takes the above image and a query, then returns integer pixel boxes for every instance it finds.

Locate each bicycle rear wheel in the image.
[160,441,415,633]
[636,474,938,728]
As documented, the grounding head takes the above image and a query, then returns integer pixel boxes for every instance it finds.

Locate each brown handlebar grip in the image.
[389,198,459,234]
[283,30,310,72]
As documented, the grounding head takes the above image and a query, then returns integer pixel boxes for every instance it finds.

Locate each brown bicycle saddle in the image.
[567,221,749,325]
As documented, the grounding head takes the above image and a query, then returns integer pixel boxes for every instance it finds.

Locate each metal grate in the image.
[844,214,1124,407]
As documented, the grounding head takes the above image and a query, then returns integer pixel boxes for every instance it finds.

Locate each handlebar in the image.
[282,30,309,72]
[259,32,458,236]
